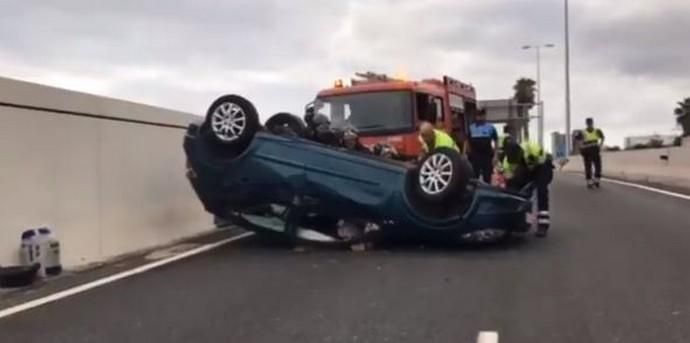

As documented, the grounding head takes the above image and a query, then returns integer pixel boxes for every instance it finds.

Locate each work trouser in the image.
[581,146,602,180]
[469,153,494,184]
[506,162,554,212]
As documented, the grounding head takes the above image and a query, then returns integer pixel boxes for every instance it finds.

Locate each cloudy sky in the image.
[1,0,688,147]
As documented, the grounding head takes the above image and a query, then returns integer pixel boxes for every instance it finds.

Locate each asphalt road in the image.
[3,173,690,343]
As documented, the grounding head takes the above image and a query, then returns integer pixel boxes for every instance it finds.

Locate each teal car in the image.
[184,95,533,245]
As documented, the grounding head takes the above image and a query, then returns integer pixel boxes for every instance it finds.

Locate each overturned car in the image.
[184,95,534,245]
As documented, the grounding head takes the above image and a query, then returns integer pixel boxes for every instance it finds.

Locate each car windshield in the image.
[314,91,413,132]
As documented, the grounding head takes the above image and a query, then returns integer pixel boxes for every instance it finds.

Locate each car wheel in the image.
[203,94,260,148]
[415,147,471,203]
[265,112,307,137]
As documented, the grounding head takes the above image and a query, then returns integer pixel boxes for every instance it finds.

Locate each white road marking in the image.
[602,178,690,201]
[145,243,201,260]
[0,232,254,320]
[477,331,499,343]
[564,171,690,201]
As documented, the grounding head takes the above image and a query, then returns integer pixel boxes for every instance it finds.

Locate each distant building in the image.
[624,134,677,149]
[550,132,566,158]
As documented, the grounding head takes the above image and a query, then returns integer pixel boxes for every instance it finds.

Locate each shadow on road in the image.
[234,231,534,257]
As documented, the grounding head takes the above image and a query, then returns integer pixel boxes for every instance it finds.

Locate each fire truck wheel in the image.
[265,112,307,137]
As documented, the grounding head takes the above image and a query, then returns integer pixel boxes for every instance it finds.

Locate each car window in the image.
[433,97,443,122]
[416,93,434,123]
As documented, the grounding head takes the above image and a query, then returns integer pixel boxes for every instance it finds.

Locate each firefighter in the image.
[341,127,371,153]
[488,124,514,187]
[501,138,554,237]
[580,117,605,188]
[496,124,513,162]
[468,109,499,183]
[418,121,459,159]
[372,143,399,159]
[306,114,341,146]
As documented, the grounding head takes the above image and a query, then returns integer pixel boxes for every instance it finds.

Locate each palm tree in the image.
[675,97,690,136]
[513,78,536,118]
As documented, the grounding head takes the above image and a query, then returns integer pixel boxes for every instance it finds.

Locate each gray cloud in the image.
[576,1,690,80]
[0,0,687,146]
[0,0,347,70]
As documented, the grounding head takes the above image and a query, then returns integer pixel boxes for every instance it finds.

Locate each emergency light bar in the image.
[352,71,404,84]
[443,76,475,93]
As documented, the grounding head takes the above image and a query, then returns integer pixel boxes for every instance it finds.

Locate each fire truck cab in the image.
[312,72,478,160]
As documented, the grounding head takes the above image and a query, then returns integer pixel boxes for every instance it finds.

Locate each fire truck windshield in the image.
[315,91,413,133]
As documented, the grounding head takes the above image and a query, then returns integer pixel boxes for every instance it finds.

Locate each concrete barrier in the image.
[0,76,211,268]
[562,139,690,191]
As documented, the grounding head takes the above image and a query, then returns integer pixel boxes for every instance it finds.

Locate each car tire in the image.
[202,94,260,149]
[414,147,471,203]
[265,112,307,137]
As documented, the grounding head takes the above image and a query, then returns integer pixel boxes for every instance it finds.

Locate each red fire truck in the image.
[312,72,478,160]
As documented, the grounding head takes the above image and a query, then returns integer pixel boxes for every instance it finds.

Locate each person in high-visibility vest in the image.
[580,117,605,188]
[500,138,554,237]
[418,121,459,156]
[495,124,513,162]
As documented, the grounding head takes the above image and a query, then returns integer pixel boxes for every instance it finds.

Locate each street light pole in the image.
[536,46,541,105]
[564,0,572,155]
[536,46,544,148]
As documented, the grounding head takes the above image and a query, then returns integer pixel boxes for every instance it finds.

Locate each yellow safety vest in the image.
[502,141,545,176]
[583,129,602,144]
[419,129,459,153]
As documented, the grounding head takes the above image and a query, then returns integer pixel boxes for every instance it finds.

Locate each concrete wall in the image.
[0,76,211,268]
[562,138,690,190]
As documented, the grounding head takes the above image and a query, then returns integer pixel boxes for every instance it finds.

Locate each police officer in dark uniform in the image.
[468,108,499,183]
